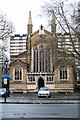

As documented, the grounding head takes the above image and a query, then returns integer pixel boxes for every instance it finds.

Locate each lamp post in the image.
[4,58,9,94]
[2,58,10,102]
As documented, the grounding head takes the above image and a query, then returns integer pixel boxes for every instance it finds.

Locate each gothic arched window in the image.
[39,45,44,72]
[33,45,51,73]
[34,47,38,72]
[45,48,51,72]
[14,66,23,81]
[60,66,67,80]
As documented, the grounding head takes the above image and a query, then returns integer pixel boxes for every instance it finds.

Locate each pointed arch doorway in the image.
[38,77,44,90]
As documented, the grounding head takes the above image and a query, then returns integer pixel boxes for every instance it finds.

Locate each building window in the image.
[14,66,23,81]
[45,49,50,72]
[28,76,35,82]
[34,48,38,72]
[60,66,67,80]
[33,45,51,72]
[47,76,54,82]
[39,46,44,72]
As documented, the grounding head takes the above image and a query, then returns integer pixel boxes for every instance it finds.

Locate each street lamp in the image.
[5,58,9,74]
[4,58,10,94]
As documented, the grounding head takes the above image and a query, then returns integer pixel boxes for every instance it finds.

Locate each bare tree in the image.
[41,0,80,68]
[0,12,14,62]
[40,0,80,84]
[0,12,14,84]
[0,12,14,44]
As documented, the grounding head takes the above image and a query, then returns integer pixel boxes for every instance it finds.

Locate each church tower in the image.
[27,11,33,35]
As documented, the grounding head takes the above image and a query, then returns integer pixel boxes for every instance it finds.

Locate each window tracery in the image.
[14,66,23,81]
[33,45,51,72]
[60,66,67,80]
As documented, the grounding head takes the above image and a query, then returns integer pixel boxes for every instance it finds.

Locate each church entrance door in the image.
[38,78,44,90]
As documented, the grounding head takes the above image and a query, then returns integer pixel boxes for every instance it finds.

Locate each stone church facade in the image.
[9,11,76,93]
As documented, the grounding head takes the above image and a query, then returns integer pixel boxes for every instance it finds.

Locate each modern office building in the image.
[10,34,27,56]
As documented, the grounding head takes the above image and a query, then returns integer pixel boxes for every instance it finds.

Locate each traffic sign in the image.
[4,78,7,84]
[2,74,12,80]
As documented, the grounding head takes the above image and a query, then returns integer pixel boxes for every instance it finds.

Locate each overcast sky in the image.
[0,0,80,34]
[0,0,48,34]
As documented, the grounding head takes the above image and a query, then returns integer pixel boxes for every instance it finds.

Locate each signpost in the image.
[2,74,12,102]
[4,78,7,84]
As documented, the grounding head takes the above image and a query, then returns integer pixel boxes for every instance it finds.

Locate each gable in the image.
[16,51,27,58]
[28,29,53,48]
[10,59,26,68]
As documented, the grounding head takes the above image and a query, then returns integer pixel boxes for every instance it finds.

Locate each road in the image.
[0,103,79,119]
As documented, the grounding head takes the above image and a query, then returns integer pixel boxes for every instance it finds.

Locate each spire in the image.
[51,15,56,35]
[27,11,33,34]
[28,11,32,25]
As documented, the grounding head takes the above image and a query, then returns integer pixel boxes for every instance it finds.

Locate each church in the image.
[9,11,76,93]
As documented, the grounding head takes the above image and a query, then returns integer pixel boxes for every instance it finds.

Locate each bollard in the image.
[4,96,6,103]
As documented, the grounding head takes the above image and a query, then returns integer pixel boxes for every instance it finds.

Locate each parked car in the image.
[0,88,9,97]
[38,87,51,98]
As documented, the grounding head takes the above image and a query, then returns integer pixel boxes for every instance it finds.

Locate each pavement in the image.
[0,92,80,104]
[1,118,79,120]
